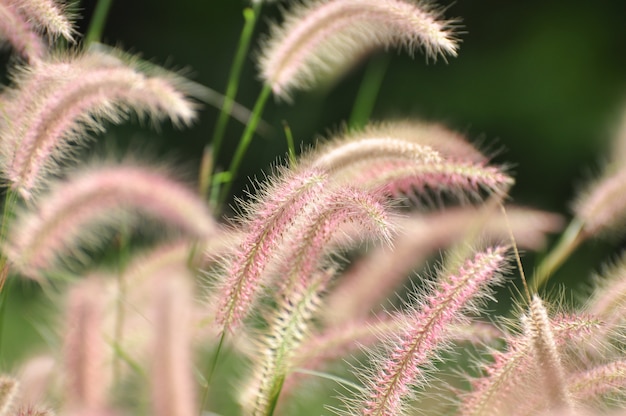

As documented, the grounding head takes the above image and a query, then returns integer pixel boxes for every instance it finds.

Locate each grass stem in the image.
[85,0,114,45]
[531,218,585,291]
[219,83,272,206]
[348,55,390,129]
[200,4,262,198]
[199,331,227,414]
[0,189,18,361]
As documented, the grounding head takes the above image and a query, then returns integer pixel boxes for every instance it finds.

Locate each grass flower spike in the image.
[0,50,196,197]
[0,2,46,61]
[216,168,327,332]
[4,164,215,278]
[259,0,458,98]
[354,246,508,416]
[63,278,108,412]
[1,2,625,416]
[5,0,74,40]
[151,274,197,416]
[523,296,573,412]
[302,122,512,203]
[0,0,73,61]
[0,376,19,416]
[241,269,335,416]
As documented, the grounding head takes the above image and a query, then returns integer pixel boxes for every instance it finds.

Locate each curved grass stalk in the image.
[218,83,272,205]
[348,55,390,129]
[5,164,215,279]
[84,0,114,45]
[206,4,262,179]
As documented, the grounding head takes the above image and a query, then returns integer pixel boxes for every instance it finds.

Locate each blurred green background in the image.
[1,0,626,368]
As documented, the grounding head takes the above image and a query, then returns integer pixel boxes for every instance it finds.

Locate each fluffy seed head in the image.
[215,168,327,332]
[259,0,458,98]
[6,0,75,40]
[573,168,626,239]
[0,50,197,197]
[0,376,19,415]
[0,3,46,60]
[356,246,508,416]
[4,164,215,279]
[523,295,573,411]
[151,275,197,416]
[63,278,108,411]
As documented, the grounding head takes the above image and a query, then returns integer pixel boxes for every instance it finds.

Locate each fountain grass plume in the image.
[350,245,508,416]
[63,277,108,412]
[324,205,562,325]
[0,0,74,62]
[5,0,75,40]
[573,168,626,240]
[4,163,216,279]
[275,185,394,292]
[241,269,335,416]
[151,273,197,416]
[309,136,442,173]
[303,121,488,171]
[298,122,512,203]
[258,0,458,98]
[0,3,46,61]
[0,50,197,198]
[344,157,513,202]
[523,295,574,412]
[16,355,55,410]
[569,360,626,404]
[215,167,327,333]
[357,120,490,163]
[238,185,394,412]
[459,313,600,416]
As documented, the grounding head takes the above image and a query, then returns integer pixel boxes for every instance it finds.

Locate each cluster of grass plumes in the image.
[0,1,624,416]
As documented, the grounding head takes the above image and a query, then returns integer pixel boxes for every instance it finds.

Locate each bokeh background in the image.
[2,0,626,367]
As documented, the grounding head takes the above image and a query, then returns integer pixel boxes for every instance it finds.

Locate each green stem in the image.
[84,0,114,45]
[219,83,272,205]
[0,189,18,359]
[266,375,286,416]
[531,218,585,291]
[282,121,297,166]
[200,4,262,198]
[292,368,366,393]
[348,55,390,129]
[199,331,227,414]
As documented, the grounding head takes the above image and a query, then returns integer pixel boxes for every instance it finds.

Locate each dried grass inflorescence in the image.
[0,1,624,416]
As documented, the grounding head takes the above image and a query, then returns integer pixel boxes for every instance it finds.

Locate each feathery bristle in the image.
[0,50,197,197]
[259,0,458,98]
[5,164,215,279]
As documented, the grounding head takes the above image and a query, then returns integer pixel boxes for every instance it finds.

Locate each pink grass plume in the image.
[5,0,74,40]
[5,164,216,279]
[0,50,196,197]
[151,274,197,416]
[62,277,109,413]
[259,0,458,98]
[354,246,509,416]
[215,167,327,333]
[324,205,562,325]
[276,185,394,292]
[0,3,46,60]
